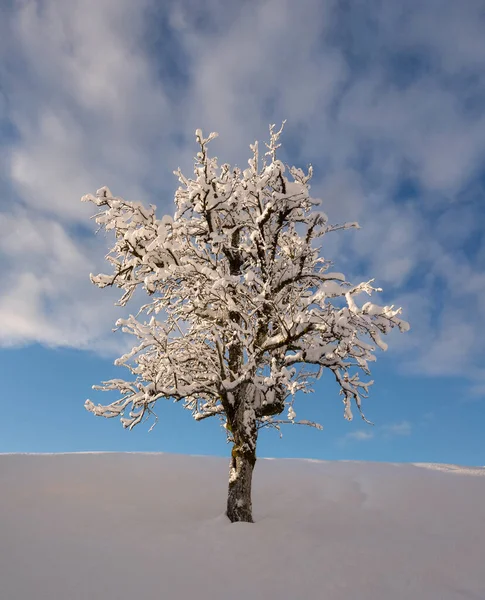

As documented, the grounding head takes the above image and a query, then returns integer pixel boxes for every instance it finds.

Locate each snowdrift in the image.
[1,453,484,600]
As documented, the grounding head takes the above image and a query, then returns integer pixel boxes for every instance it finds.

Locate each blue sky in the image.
[0,0,484,465]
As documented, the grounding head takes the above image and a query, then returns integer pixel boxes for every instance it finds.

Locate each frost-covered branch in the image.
[83,122,409,435]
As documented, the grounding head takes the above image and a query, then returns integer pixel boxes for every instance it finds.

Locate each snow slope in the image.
[1,453,484,600]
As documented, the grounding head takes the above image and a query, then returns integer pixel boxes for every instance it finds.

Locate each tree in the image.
[83,124,409,523]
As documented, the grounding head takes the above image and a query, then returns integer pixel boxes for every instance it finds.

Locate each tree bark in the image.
[226,434,257,523]
[226,393,258,523]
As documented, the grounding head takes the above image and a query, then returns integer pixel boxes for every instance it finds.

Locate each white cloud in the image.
[345,430,374,442]
[2,0,174,221]
[0,0,484,393]
[382,421,412,437]
[343,421,412,444]
[0,210,125,351]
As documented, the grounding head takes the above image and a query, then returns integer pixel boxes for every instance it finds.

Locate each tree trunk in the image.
[226,396,258,523]
[226,437,257,523]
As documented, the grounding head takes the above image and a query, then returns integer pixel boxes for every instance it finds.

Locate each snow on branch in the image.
[82,123,409,434]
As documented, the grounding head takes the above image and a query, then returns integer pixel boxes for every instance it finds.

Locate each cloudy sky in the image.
[1,0,484,464]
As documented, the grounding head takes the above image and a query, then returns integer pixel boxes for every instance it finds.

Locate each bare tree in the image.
[83,124,409,523]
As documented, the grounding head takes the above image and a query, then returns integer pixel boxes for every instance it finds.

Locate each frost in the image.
[82,122,409,437]
[229,467,238,483]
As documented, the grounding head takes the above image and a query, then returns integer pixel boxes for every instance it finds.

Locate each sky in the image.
[0,0,484,465]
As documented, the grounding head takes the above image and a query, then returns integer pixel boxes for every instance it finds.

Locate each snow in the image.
[2,453,484,600]
[83,125,409,434]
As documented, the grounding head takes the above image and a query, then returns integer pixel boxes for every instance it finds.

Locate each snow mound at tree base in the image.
[2,453,484,600]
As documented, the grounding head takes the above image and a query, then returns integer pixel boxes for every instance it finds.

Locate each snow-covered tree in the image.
[83,124,409,523]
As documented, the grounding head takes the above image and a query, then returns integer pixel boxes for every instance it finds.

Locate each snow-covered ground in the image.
[1,453,484,600]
